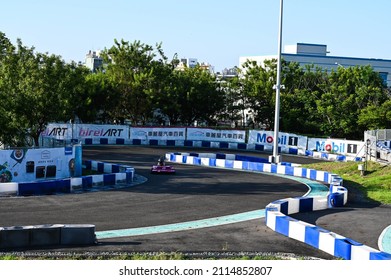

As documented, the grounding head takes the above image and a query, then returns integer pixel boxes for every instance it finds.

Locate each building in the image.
[85,50,103,72]
[239,43,391,86]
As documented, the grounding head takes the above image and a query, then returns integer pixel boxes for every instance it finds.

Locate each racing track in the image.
[1,146,390,259]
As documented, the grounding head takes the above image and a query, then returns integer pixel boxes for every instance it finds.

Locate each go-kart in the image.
[151,157,176,174]
[150,164,176,174]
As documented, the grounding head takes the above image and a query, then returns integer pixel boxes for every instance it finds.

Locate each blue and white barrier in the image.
[0,160,135,196]
[166,151,391,260]
[80,138,362,162]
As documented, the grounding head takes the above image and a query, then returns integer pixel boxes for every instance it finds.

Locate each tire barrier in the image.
[166,152,391,260]
[0,160,135,196]
[0,224,96,249]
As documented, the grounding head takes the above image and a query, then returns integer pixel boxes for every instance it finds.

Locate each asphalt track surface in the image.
[0,145,390,260]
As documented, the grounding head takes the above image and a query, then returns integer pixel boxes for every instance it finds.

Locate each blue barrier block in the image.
[285,166,294,176]
[149,139,158,146]
[209,158,216,166]
[299,197,314,212]
[103,174,116,185]
[255,144,264,151]
[83,160,92,170]
[304,226,330,248]
[288,147,298,155]
[116,138,125,145]
[305,150,313,156]
[219,142,229,149]
[182,156,187,163]
[275,215,297,236]
[97,162,104,173]
[100,138,108,144]
[225,160,234,168]
[321,153,329,160]
[323,172,330,183]
[132,139,141,145]
[194,157,201,165]
[216,153,226,159]
[184,140,193,147]
[336,155,346,161]
[126,171,133,183]
[334,238,363,260]
[328,192,345,207]
[112,164,120,173]
[279,200,289,215]
[85,138,93,145]
[309,169,317,180]
[166,140,176,146]
[370,251,391,260]
[237,143,247,149]
[242,161,250,170]
[301,168,307,178]
[270,164,277,174]
[202,141,211,148]
[170,154,176,161]
[82,176,93,189]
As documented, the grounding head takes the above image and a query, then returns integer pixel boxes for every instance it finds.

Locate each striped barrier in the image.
[0,160,135,196]
[81,138,363,162]
[166,152,391,260]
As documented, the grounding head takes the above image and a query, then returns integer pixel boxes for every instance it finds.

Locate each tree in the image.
[101,39,165,125]
[316,65,387,139]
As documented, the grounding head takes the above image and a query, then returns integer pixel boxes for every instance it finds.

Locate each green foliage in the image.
[1,30,391,146]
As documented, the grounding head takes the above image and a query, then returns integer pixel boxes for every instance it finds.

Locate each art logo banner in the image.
[307,138,365,156]
[130,127,186,140]
[248,130,307,150]
[41,123,129,140]
[186,128,246,143]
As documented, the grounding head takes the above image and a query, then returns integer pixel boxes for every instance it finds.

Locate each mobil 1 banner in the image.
[130,127,186,140]
[247,130,307,150]
[307,138,365,157]
[186,127,246,143]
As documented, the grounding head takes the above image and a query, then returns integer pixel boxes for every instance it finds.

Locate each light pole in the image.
[270,0,284,164]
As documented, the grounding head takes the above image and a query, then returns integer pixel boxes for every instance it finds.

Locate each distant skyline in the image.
[2,0,391,71]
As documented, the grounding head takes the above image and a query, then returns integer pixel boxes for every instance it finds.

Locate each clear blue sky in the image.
[1,0,391,72]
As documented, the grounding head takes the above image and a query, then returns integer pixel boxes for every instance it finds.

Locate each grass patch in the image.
[302,161,391,204]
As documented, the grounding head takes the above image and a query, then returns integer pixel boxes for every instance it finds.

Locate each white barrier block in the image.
[92,174,104,184]
[216,159,225,168]
[351,244,380,260]
[226,154,236,160]
[115,173,126,182]
[293,167,303,177]
[316,170,326,181]
[263,163,272,173]
[104,164,112,174]
[319,232,345,256]
[287,198,300,214]
[266,210,285,230]
[277,165,286,175]
[233,160,243,169]
[91,161,98,171]
[186,156,195,164]
[313,197,329,211]
[289,220,313,242]
[71,177,83,187]
[313,152,322,159]
[0,182,18,194]
[201,158,210,166]
[211,142,220,148]
[176,155,184,163]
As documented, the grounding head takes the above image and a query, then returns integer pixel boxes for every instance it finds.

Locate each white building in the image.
[239,43,391,86]
[85,50,103,72]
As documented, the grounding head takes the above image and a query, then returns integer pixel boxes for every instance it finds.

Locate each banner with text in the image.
[130,127,186,140]
[307,138,365,156]
[41,123,129,140]
[186,127,246,143]
[248,130,308,150]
